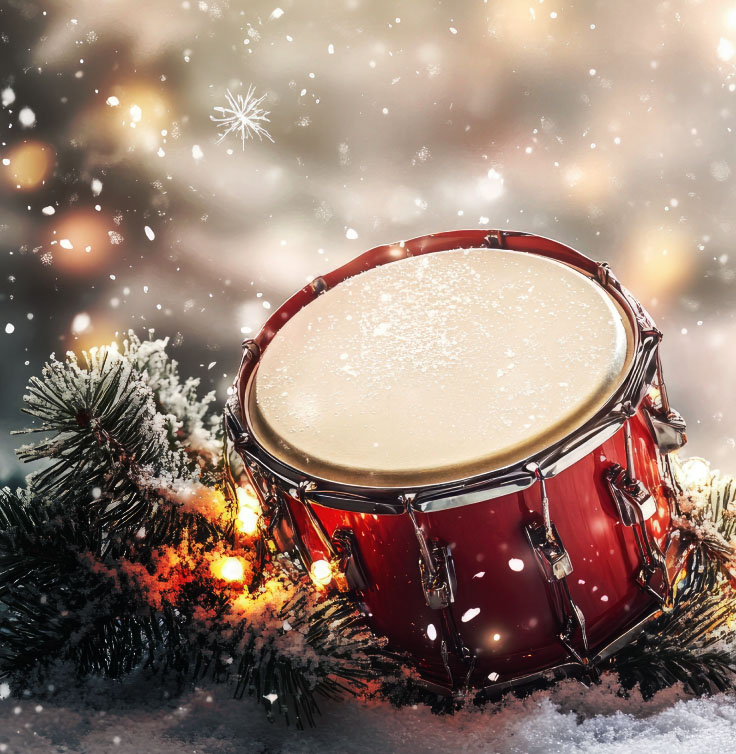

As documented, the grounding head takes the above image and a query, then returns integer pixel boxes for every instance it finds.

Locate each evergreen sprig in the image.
[0,333,390,727]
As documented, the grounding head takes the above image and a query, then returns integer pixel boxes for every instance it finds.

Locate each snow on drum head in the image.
[249,248,633,486]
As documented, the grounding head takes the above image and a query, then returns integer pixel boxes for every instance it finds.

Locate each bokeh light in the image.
[48,210,115,274]
[1,141,55,191]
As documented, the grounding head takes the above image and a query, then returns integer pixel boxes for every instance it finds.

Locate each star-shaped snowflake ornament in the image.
[211,85,275,149]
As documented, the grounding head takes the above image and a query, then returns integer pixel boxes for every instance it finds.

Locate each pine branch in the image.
[15,347,189,536]
[0,488,198,682]
[606,555,736,698]
[234,588,394,728]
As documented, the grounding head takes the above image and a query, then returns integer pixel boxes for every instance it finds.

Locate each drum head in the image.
[248,248,634,486]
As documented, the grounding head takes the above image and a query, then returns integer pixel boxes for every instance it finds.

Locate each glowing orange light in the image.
[1,141,55,191]
[310,559,333,586]
[235,485,261,535]
[49,210,114,274]
[211,556,245,582]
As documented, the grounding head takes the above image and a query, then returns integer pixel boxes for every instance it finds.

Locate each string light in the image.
[310,559,333,586]
[680,457,712,488]
[211,556,245,582]
[235,484,261,535]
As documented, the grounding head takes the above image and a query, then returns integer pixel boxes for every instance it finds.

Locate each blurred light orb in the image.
[1,141,55,191]
[236,484,261,535]
[477,168,505,201]
[681,458,712,488]
[622,227,694,303]
[50,210,114,273]
[718,37,735,62]
[79,80,171,159]
[71,312,92,335]
[68,317,118,355]
[561,154,614,203]
[18,107,36,128]
[310,559,333,586]
[212,556,245,582]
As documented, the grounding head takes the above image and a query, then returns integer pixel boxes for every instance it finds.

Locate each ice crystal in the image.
[210,85,274,150]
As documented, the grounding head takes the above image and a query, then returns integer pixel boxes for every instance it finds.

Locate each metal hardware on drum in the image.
[403,495,457,610]
[524,466,591,668]
[330,529,369,592]
[484,230,507,249]
[310,276,329,295]
[604,419,672,607]
[402,494,475,693]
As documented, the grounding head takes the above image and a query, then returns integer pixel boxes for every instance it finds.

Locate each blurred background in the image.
[1,0,735,482]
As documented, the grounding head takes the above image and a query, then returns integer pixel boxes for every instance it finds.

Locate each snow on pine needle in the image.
[211,85,275,149]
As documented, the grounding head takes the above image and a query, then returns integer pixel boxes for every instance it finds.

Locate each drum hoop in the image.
[229,229,661,514]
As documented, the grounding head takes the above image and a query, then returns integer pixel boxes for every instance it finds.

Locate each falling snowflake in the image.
[210,85,274,150]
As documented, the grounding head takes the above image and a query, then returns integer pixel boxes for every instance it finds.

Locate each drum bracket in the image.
[418,541,458,610]
[524,467,591,667]
[604,414,671,604]
[644,407,687,454]
[643,349,687,455]
[525,520,573,581]
[404,496,457,609]
[330,528,369,592]
[604,462,671,604]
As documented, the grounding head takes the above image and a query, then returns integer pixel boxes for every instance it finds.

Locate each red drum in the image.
[227,230,688,695]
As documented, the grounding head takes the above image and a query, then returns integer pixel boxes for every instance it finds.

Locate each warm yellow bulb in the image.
[682,458,711,488]
[310,559,333,586]
[212,556,245,582]
[237,508,259,535]
[236,485,261,535]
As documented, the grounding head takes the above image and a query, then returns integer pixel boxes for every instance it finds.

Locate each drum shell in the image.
[269,407,672,690]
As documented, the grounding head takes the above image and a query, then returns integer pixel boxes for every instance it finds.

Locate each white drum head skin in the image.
[249,248,634,486]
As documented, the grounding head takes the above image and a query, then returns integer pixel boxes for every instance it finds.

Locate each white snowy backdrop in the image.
[2,0,736,750]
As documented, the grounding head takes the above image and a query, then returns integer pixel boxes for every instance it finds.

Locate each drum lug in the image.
[596,261,612,287]
[224,395,251,451]
[644,348,687,454]
[484,230,507,249]
[604,464,657,525]
[643,406,687,455]
[604,415,672,605]
[525,468,591,666]
[330,528,369,592]
[403,496,457,609]
[604,462,670,603]
[525,520,573,581]
[310,276,328,295]
[525,520,590,663]
[419,540,458,610]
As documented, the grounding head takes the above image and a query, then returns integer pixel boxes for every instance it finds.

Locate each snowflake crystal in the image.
[210,85,274,150]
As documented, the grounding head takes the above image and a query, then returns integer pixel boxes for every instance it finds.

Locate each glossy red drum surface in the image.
[275,409,672,689]
[228,229,687,694]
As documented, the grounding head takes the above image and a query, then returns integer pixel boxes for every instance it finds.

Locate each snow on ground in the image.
[1,676,735,754]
